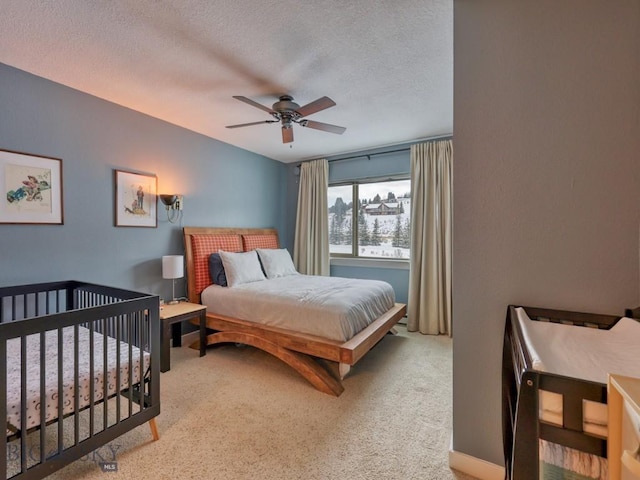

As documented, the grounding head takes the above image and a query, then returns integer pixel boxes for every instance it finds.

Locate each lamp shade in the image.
[162,255,184,280]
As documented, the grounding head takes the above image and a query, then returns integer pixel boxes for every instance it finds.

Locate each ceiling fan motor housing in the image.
[273,95,301,115]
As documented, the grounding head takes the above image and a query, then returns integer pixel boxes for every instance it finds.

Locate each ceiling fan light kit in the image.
[226,95,346,144]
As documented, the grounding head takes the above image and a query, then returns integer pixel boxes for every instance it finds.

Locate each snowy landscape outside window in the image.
[328,179,411,259]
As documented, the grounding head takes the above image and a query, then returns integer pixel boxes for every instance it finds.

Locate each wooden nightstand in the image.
[608,374,640,480]
[159,301,207,372]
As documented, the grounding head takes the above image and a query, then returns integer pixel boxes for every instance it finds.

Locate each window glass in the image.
[328,185,353,255]
[329,179,411,259]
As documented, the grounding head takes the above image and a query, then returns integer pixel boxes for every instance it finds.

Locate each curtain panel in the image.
[293,158,330,276]
[407,140,453,336]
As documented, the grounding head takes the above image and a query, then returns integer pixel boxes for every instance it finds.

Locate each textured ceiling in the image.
[0,1,452,163]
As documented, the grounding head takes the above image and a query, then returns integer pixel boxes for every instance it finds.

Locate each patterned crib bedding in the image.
[6,326,150,434]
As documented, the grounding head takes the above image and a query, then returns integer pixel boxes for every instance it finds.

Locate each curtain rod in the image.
[326,134,453,164]
[294,134,452,168]
[328,147,408,164]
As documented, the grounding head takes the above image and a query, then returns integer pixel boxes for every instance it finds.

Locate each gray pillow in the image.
[208,253,227,287]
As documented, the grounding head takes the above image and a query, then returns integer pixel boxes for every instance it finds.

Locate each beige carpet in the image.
[45,326,478,480]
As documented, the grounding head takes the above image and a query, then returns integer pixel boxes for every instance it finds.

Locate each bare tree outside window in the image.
[328,179,411,259]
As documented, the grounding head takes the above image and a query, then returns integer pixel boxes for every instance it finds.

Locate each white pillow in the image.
[218,250,266,287]
[256,248,298,279]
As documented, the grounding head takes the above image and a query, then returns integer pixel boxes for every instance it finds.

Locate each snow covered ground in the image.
[329,197,411,259]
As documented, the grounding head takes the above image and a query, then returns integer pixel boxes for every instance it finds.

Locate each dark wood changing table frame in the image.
[502,304,640,480]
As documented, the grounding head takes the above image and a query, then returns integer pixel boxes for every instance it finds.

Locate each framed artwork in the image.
[114,169,157,228]
[0,149,64,225]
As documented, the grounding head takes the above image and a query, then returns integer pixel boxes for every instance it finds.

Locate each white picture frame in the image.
[0,149,63,225]
[114,169,157,228]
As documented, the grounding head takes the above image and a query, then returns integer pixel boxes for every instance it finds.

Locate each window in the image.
[328,179,411,259]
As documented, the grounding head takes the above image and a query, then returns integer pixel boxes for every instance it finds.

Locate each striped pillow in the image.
[191,234,242,294]
[241,234,279,251]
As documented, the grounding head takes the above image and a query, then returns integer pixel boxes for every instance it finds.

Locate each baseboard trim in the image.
[448,449,505,480]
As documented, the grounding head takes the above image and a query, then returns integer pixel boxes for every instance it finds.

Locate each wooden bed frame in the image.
[502,304,640,480]
[183,227,407,396]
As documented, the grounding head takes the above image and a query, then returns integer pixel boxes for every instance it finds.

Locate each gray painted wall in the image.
[453,0,640,466]
[285,146,412,303]
[0,63,288,301]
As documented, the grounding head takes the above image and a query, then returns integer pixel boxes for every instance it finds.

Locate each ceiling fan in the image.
[226,95,346,144]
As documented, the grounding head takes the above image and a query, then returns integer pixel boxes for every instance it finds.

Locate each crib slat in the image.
[116,314,121,424]
[0,339,8,480]
[39,330,46,464]
[73,324,80,445]
[57,326,64,454]
[20,335,27,474]
[103,316,108,431]
[128,314,133,417]
[89,321,95,437]
[138,310,143,403]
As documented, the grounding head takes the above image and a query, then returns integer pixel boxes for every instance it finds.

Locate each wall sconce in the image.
[159,194,183,224]
[162,255,184,304]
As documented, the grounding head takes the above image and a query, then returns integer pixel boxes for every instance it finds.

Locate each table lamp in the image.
[162,255,184,304]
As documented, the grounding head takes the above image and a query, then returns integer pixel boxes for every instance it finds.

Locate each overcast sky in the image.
[328,179,410,207]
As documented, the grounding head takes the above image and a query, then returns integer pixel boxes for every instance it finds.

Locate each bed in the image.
[183,227,407,396]
[0,280,160,480]
[502,304,640,480]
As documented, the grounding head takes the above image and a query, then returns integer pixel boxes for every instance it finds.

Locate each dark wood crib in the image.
[502,304,640,480]
[0,281,160,480]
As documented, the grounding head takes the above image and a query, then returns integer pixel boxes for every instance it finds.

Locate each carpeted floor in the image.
[46,325,478,480]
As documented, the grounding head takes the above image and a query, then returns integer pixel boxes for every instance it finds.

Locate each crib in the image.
[0,280,160,480]
[502,304,640,480]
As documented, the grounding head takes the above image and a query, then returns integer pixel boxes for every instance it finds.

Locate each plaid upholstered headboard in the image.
[182,227,280,303]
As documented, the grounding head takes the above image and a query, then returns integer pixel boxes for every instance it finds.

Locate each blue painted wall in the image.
[330,264,409,305]
[0,63,287,300]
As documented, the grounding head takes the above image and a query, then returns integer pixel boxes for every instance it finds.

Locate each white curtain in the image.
[407,140,453,336]
[293,158,330,276]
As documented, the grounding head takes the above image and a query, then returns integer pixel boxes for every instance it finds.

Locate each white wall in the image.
[453,0,640,465]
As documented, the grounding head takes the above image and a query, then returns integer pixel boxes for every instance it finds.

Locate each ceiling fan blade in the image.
[282,127,294,143]
[301,119,346,135]
[295,96,336,117]
[226,120,277,129]
[232,96,275,114]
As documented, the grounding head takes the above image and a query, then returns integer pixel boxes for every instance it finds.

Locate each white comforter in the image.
[200,275,396,342]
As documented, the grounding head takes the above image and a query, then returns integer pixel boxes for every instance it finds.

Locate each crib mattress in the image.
[515,307,640,436]
[6,326,150,434]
